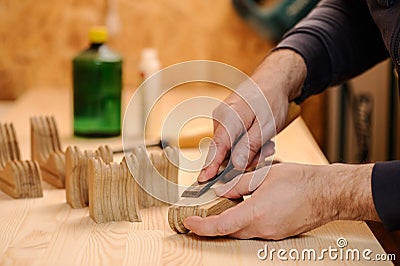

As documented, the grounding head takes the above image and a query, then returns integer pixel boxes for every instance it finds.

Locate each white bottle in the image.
[138,48,161,138]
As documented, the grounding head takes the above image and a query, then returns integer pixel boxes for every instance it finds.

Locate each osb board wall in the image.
[0,0,325,147]
[0,0,271,95]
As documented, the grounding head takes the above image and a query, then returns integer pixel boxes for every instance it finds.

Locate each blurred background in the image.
[0,0,398,163]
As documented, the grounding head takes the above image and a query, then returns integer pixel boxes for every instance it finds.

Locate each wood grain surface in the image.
[0,89,393,265]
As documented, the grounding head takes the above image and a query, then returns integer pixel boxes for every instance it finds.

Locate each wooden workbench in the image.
[0,89,393,265]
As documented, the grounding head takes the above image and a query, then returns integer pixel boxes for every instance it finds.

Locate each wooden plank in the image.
[0,89,392,265]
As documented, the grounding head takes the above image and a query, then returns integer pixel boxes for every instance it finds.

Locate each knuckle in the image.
[216,104,242,123]
[212,137,230,153]
[212,135,225,146]
[213,103,234,120]
[212,107,221,119]
[215,222,230,235]
[247,138,262,156]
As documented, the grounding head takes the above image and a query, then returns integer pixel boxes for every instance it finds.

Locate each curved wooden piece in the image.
[31,116,65,188]
[0,123,21,168]
[130,146,180,208]
[168,190,243,234]
[0,123,43,198]
[65,145,113,208]
[88,156,141,223]
[0,160,43,199]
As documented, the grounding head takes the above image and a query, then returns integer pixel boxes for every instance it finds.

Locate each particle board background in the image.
[0,0,325,147]
[0,0,271,92]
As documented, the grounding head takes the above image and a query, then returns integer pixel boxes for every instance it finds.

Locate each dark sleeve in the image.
[275,0,389,103]
[372,161,400,230]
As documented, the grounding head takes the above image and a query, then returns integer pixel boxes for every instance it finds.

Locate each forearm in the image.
[251,49,306,101]
[308,163,381,223]
[250,49,306,131]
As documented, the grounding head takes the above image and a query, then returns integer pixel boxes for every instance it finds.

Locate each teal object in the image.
[233,0,320,42]
[73,27,122,137]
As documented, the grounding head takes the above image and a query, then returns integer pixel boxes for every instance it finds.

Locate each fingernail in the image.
[265,145,275,156]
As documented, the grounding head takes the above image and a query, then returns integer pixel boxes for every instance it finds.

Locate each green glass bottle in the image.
[73,26,122,137]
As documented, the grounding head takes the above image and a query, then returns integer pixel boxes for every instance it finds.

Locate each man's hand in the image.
[184,163,380,240]
[198,49,307,182]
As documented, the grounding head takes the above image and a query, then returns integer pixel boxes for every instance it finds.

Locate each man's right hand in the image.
[198,49,307,182]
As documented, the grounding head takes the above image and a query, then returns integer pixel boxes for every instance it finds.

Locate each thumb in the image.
[183,199,254,236]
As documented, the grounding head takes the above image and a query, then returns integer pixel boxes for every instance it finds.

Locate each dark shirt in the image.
[275,0,400,230]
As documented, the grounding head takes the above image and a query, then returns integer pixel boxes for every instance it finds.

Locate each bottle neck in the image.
[89,42,104,49]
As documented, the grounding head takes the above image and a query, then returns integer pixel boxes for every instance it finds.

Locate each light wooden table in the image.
[0,89,393,265]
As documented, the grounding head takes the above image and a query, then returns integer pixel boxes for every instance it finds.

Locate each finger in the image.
[214,174,251,198]
[198,80,271,181]
[198,103,247,182]
[183,199,254,236]
[231,121,263,170]
[248,165,270,192]
[215,166,269,197]
[197,123,231,182]
[246,140,275,171]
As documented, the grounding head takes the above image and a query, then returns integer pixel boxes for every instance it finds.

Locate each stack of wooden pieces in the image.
[65,145,113,208]
[168,189,243,233]
[88,155,141,223]
[0,123,43,198]
[131,145,179,208]
[81,145,181,223]
[0,114,241,228]
[31,116,65,188]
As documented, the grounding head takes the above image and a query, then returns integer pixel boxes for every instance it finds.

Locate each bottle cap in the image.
[141,48,158,60]
[89,26,108,44]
